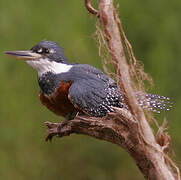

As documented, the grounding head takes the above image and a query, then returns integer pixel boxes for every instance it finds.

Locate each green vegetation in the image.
[0,0,181,179]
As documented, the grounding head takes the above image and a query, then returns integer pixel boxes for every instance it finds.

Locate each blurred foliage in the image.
[0,0,181,179]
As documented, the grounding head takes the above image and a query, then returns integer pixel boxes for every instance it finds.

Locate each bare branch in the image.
[46,109,178,179]
[45,109,138,147]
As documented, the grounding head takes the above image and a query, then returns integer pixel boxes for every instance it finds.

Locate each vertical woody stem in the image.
[97,0,176,179]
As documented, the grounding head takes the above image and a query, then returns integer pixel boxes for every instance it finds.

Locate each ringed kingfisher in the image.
[5,41,171,120]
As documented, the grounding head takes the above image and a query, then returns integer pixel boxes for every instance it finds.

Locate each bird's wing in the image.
[68,79,114,117]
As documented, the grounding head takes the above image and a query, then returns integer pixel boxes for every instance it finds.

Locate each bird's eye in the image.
[37,48,43,53]
[44,48,49,53]
[36,48,49,54]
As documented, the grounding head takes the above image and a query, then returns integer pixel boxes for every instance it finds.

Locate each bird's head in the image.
[5,40,72,76]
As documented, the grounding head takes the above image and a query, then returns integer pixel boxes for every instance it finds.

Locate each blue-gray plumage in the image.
[5,40,171,119]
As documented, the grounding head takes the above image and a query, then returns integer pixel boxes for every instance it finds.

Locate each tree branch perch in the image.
[45,0,180,179]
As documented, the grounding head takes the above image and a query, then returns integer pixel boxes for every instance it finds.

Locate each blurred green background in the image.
[0,0,181,179]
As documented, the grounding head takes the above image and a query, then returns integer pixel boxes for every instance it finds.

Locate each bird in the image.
[5,40,171,120]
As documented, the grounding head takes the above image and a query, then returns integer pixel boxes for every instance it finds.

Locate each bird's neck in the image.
[27,58,72,76]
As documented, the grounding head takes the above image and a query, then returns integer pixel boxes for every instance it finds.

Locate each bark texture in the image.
[46,0,180,179]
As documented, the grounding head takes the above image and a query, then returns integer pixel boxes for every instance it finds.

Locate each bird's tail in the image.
[136,92,172,113]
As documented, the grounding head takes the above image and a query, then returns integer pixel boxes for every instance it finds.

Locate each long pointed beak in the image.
[4,50,42,61]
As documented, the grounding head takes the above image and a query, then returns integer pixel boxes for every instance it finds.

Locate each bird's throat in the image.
[27,58,72,76]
